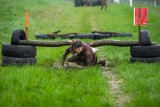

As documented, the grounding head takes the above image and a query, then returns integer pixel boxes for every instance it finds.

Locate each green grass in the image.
[0,66,111,107]
[0,0,160,107]
[118,63,160,107]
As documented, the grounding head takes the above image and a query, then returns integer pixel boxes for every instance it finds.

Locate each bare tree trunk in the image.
[19,40,140,47]
[88,40,138,47]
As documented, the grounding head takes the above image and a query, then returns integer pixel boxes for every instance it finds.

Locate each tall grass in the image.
[0,66,112,107]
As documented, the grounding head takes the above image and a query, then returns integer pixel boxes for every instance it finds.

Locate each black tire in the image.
[2,43,36,58]
[140,30,151,46]
[130,45,160,58]
[11,29,26,45]
[130,57,160,63]
[2,56,37,66]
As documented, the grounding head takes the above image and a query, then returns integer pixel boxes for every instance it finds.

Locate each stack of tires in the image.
[1,29,37,66]
[130,30,160,63]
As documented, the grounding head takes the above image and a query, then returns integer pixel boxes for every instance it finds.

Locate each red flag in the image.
[134,8,148,26]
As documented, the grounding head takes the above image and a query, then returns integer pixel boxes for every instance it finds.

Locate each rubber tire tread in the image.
[130,45,160,58]
[2,43,36,58]
[2,56,37,66]
[130,57,160,63]
[11,29,26,45]
[140,30,151,46]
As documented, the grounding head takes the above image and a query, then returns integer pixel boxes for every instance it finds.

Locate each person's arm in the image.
[61,47,71,66]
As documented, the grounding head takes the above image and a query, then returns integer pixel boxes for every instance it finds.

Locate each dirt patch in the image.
[102,62,130,107]
[53,62,83,69]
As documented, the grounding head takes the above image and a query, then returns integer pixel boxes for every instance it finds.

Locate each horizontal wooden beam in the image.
[89,40,139,47]
[19,40,71,47]
[19,40,139,47]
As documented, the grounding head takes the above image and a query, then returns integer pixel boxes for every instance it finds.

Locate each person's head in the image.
[71,40,83,54]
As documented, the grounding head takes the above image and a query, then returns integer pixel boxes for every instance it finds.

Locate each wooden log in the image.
[19,40,71,47]
[92,31,120,34]
[89,40,138,47]
[19,40,139,47]
[47,33,78,37]
[52,30,61,34]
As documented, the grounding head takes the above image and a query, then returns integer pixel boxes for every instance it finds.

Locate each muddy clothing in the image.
[61,43,97,66]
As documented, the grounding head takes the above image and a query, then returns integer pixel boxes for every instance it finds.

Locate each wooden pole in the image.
[19,40,71,47]
[19,40,139,47]
[138,8,141,46]
[138,25,141,46]
[26,27,28,40]
[88,40,139,47]
[25,10,29,40]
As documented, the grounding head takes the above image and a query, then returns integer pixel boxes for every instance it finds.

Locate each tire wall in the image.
[1,43,37,66]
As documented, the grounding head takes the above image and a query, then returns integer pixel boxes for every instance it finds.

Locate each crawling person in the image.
[61,40,106,68]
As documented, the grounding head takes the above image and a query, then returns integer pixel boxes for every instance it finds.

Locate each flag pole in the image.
[138,8,141,46]
[25,10,29,40]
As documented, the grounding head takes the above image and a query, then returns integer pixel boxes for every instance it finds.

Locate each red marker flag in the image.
[134,8,148,26]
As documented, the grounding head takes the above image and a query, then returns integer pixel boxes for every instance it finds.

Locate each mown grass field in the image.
[0,0,160,107]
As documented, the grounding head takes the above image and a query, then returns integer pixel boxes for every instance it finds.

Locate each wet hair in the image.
[71,40,82,49]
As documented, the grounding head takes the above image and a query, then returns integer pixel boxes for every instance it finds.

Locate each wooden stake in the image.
[138,8,141,45]
[25,10,29,40]
[138,25,141,46]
